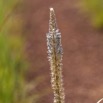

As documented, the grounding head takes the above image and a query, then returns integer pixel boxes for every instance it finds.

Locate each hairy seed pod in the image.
[46,8,65,103]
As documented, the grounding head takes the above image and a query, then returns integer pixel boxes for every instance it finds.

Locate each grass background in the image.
[0,1,26,103]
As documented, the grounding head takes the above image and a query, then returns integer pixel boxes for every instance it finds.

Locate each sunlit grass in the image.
[0,0,26,103]
[0,1,50,103]
[80,0,103,29]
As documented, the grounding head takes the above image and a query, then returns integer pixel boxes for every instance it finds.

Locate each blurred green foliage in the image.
[0,0,19,27]
[0,33,25,103]
[81,0,103,28]
[0,1,50,103]
[0,0,26,103]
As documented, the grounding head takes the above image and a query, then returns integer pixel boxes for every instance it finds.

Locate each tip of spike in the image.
[49,7,57,32]
[50,7,54,11]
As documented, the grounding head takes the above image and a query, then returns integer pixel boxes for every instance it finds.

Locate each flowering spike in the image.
[49,8,57,33]
[46,8,65,103]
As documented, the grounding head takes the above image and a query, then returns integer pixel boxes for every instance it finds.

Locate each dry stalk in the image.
[46,8,65,103]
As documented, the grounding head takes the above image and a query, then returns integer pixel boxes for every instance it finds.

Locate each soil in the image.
[23,0,103,103]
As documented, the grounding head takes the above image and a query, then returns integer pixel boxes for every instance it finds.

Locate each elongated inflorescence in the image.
[46,8,65,103]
